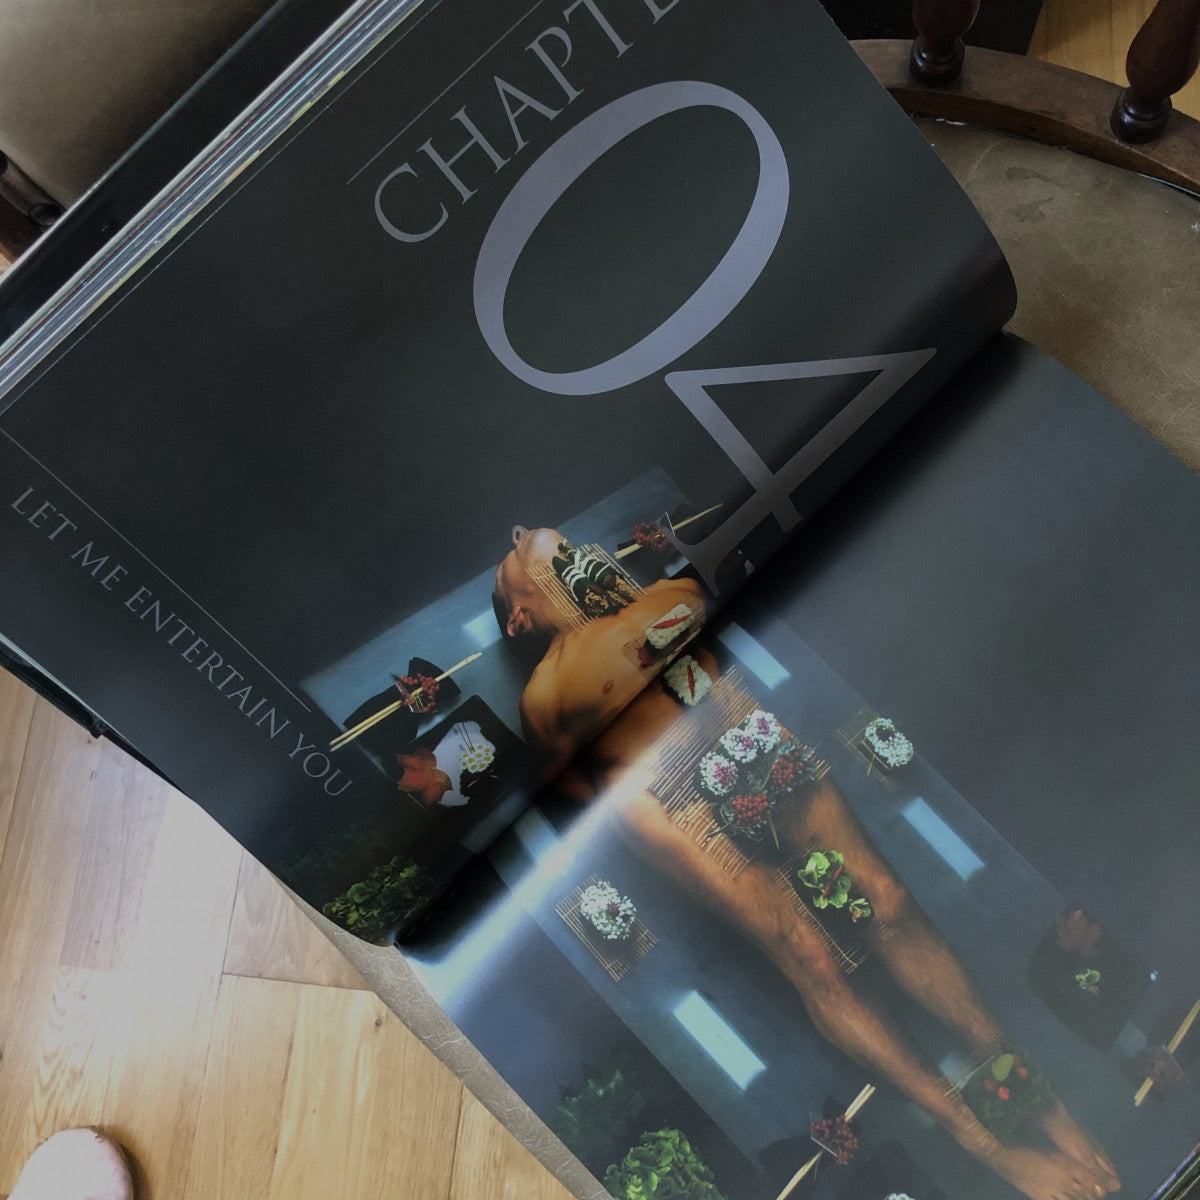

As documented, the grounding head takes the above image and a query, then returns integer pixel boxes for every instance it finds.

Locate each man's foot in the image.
[994,1146,1114,1200]
[10,1128,133,1200]
[1041,1103,1121,1193]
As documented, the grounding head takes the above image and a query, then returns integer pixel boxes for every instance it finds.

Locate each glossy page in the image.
[0,0,1013,921]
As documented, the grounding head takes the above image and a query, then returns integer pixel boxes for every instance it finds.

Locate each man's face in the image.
[494,525,566,639]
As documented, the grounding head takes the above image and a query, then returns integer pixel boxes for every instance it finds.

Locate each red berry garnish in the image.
[731,793,768,827]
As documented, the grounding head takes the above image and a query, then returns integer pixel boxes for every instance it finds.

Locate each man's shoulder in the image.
[638,576,706,618]
[643,575,704,602]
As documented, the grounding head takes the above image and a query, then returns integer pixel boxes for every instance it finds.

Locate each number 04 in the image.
[473,81,934,589]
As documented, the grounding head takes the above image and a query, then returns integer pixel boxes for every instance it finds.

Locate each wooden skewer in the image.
[844,1082,876,1120]
[615,503,723,559]
[330,653,481,750]
[775,1150,822,1197]
[775,1084,875,1200]
[330,652,482,750]
[1134,996,1200,1107]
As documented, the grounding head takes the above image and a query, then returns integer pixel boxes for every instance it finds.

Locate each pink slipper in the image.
[10,1128,134,1200]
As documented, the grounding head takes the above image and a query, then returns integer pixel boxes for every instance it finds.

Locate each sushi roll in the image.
[561,559,592,600]
[663,654,712,706]
[573,549,616,589]
[644,604,696,650]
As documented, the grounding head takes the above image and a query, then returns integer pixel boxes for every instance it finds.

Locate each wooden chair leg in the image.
[1112,0,1200,143]
[0,149,61,261]
[909,0,981,87]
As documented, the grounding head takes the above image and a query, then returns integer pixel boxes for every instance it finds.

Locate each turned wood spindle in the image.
[909,0,982,87]
[1111,0,1200,144]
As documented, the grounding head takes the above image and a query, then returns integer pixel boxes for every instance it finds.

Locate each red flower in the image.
[1016,1066,1029,1080]
[396,747,452,806]
[397,674,440,714]
[997,1086,1011,1101]
[984,1078,997,1093]
[631,522,670,552]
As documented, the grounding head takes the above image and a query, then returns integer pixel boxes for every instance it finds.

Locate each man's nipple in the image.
[602,679,615,695]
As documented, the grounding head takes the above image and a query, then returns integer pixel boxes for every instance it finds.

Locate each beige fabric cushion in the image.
[921,118,1200,471]
[0,0,275,203]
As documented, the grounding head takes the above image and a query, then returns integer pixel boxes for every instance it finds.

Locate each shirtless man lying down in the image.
[492,524,1118,1200]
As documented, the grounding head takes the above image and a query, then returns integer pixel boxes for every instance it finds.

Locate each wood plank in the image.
[449,1090,575,1200]
[267,986,463,1199]
[0,694,242,1195]
[182,975,303,1199]
[224,850,368,990]
[92,790,243,1191]
[0,700,106,1191]
[19,794,240,1194]
[0,669,36,864]
[59,738,168,970]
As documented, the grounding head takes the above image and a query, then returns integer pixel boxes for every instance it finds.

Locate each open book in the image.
[1,1,1198,1197]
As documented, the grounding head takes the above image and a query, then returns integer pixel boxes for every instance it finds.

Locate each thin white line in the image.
[331,0,449,99]
[0,427,313,713]
[344,0,549,186]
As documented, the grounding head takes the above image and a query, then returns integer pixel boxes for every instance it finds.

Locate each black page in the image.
[0,0,1013,923]
[407,337,1200,1200]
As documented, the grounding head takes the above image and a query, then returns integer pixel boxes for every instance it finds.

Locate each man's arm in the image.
[519,658,605,779]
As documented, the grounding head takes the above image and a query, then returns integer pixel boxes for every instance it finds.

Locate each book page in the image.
[0,0,1014,932]
[378,337,1200,1200]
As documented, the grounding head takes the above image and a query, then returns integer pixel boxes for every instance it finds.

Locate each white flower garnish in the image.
[863,717,914,768]
[719,726,760,763]
[742,709,782,751]
[579,881,637,941]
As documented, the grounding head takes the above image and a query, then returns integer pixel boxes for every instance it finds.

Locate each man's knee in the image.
[771,916,847,995]
[866,870,912,925]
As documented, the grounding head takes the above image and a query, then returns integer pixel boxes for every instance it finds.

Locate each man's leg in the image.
[787,780,1119,1194]
[614,790,1111,1200]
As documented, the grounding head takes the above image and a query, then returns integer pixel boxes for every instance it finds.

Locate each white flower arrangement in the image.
[719,726,760,763]
[885,1194,918,1200]
[579,881,637,941]
[697,751,739,797]
[460,735,497,774]
[742,709,782,751]
[863,717,914,769]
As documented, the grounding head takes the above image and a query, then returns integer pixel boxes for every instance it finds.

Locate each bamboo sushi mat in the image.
[648,666,832,878]
[556,875,657,983]
[528,543,643,631]
[836,705,898,793]
[647,663,877,975]
[773,848,891,975]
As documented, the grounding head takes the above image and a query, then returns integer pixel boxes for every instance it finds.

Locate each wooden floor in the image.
[0,673,573,1199]
[1030,0,1200,120]
[0,3,1196,1197]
